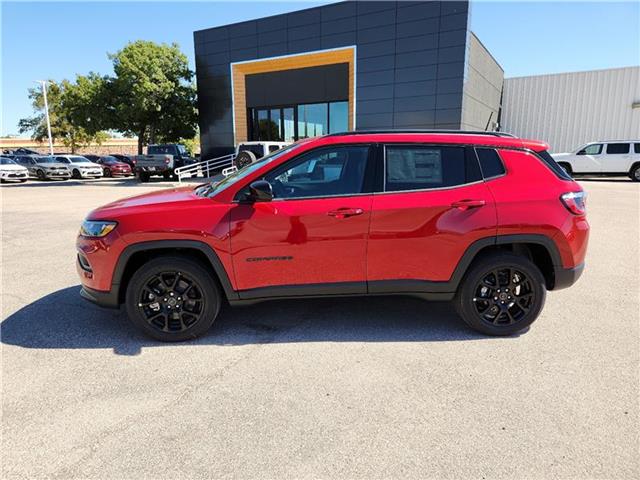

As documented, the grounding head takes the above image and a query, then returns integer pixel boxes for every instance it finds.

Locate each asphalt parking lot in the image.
[1,177,638,479]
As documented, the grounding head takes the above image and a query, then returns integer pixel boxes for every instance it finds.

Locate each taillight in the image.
[165,156,171,164]
[561,191,586,215]
[132,159,136,164]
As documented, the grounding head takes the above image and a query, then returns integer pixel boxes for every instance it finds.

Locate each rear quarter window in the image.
[606,143,630,154]
[475,148,506,179]
[536,150,573,180]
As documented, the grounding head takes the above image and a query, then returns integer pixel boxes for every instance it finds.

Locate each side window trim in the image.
[380,143,483,194]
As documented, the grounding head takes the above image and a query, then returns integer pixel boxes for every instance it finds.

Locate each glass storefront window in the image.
[250,101,348,141]
[329,101,348,134]
[270,109,282,141]
[298,103,328,139]
[283,108,295,142]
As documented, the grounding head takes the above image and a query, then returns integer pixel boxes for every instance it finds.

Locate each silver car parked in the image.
[12,155,71,180]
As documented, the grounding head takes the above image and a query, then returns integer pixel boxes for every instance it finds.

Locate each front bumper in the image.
[45,171,71,179]
[80,285,120,309]
[1,171,28,180]
[553,262,585,290]
[79,170,103,178]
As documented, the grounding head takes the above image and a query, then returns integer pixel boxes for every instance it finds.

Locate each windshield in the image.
[102,156,118,163]
[195,143,300,198]
[38,157,58,163]
[70,157,89,163]
[1,158,16,165]
[177,145,188,155]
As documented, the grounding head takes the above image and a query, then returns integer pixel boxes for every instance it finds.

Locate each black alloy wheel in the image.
[454,252,546,336]
[36,169,46,180]
[104,168,112,177]
[72,169,81,179]
[472,267,534,326]
[126,256,221,341]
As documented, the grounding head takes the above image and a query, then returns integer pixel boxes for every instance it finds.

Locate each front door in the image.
[573,143,603,173]
[367,144,497,289]
[229,144,373,295]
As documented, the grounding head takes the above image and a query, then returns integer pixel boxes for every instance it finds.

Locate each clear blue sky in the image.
[2,1,639,136]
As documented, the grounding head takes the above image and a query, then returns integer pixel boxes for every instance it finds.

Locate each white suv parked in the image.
[234,141,290,169]
[553,141,640,181]
[56,155,104,179]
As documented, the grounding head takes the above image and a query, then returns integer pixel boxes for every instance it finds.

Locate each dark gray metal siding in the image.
[194,1,469,158]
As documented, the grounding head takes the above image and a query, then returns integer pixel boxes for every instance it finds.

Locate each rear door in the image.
[367,144,497,289]
[229,144,374,294]
[603,142,632,173]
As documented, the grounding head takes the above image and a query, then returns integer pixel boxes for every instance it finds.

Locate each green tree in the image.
[18,79,108,153]
[108,41,197,153]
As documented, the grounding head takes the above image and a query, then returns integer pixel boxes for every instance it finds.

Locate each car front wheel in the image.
[125,256,221,341]
[630,164,640,182]
[454,252,546,336]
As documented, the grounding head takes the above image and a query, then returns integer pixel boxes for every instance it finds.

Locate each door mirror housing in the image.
[248,180,273,202]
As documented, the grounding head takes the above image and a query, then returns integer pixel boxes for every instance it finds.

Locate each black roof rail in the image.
[326,129,517,138]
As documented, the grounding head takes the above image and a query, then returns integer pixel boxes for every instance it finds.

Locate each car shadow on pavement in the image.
[1,286,507,356]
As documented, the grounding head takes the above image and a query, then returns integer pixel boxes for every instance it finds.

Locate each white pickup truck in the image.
[134,144,197,182]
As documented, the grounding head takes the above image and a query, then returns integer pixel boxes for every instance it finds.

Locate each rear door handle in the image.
[451,199,486,210]
[327,208,364,219]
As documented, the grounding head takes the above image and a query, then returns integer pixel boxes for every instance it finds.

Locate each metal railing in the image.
[174,154,235,183]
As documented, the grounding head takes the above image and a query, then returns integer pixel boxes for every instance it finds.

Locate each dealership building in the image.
[194,0,502,159]
[193,0,638,159]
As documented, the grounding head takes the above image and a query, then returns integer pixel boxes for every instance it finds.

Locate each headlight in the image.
[80,220,118,238]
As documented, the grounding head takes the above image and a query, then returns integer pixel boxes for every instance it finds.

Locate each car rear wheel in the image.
[138,172,150,182]
[454,252,546,336]
[125,256,221,342]
[234,150,256,169]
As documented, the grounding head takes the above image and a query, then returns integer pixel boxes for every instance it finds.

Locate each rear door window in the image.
[606,143,630,154]
[383,145,480,192]
[634,144,640,154]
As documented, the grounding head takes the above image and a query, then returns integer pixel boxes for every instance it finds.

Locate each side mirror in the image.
[248,180,273,202]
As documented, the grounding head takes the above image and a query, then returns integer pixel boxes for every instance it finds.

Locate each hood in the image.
[36,162,69,168]
[108,162,130,168]
[71,161,100,167]
[88,186,201,219]
[552,152,572,158]
[0,164,28,171]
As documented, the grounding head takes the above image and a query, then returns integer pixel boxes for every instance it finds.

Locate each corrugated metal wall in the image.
[502,66,639,153]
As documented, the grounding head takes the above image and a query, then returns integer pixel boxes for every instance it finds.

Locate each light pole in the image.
[35,80,54,155]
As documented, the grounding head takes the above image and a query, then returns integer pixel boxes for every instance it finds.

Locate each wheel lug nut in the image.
[170,292,174,296]
[163,298,168,302]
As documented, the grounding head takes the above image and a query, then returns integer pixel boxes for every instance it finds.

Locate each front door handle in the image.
[451,199,486,211]
[327,207,364,219]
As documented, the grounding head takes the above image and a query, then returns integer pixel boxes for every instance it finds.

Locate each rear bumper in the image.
[553,262,585,290]
[80,285,120,309]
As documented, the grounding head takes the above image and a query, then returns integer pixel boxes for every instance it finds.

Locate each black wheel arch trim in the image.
[111,240,238,304]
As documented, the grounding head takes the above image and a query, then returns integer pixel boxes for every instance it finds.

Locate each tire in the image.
[163,171,175,181]
[36,169,46,180]
[125,256,221,342]
[454,252,546,336]
[72,169,81,179]
[19,179,27,183]
[104,168,112,177]
[629,164,640,182]
[234,150,257,169]
[138,172,150,183]
[558,162,572,176]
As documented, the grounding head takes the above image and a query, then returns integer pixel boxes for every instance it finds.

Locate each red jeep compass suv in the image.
[77,131,589,341]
